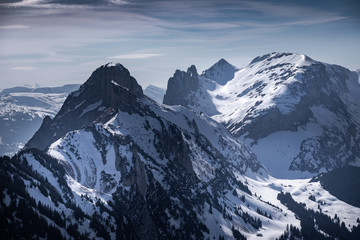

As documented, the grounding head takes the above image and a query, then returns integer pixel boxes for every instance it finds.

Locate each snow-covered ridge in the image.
[104,62,125,69]
[2,61,360,239]
[202,58,239,85]
[163,52,360,178]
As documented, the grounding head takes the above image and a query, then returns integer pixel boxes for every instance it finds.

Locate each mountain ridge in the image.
[163,52,360,177]
[1,60,360,239]
[26,63,143,151]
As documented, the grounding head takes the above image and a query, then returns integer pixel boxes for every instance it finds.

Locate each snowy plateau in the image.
[0,55,360,240]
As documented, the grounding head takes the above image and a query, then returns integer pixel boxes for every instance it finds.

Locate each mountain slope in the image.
[143,85,166,104]
[1,62,360,239]
[26,63,143,151]
[163,52,360,178]
[12,63,271,239]
[0,84,80,156]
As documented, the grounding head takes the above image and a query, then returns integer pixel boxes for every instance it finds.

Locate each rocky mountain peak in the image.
[163,65,200,106]
[26,63,143,150]
[187,65,198,76]
[61,62,143,114]
[202,58,238,85]
[80,62,143,99]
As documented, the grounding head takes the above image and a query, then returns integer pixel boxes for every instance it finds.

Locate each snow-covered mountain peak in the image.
[26,63,144,150]
[163,52,360,177]
[202,58,238,85]
[103,62,125,69]
[249,52,314,67]
[3,61,360,239]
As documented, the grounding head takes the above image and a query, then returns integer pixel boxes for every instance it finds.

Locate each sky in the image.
[0,0,359,90]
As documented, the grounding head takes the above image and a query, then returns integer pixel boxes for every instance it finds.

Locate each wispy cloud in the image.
[0,25,29,30]
[7,0,46,7]
[243,1,347,25]
[11,66,36,71]
[107,53,164,59]
[107,0,129,5]
[2,0,93,10]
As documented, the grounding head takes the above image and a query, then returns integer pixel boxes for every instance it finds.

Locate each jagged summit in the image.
[163,58,238,107]
[249,52,314,66]
[172,65,199,78]
[26,63,143,150]
[203,58,238,85]
[163,64,200,107]
[187,64,198,76]
[78,62,143,99]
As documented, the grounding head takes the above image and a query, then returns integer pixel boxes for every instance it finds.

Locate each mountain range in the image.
[1,54,360,239]
[0,84,80,156]
[0,82,164,157]
[164,52,360,178]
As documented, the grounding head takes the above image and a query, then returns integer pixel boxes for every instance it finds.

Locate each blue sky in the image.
[0,0,359,90]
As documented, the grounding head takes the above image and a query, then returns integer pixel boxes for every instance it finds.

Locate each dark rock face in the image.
[203,58,238,85]
[75,63,143,108]
[26,63,143,150]
[163,65,199,106]
[310,166,360,207]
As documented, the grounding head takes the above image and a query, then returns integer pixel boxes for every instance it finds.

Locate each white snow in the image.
[243,122,322,179]
[10,55,359,239]
[166,52,360,178]
[79,100,102,118]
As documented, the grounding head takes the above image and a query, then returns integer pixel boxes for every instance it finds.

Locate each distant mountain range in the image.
[0,84,80,156]
[1,55,360,239]
[143,85,166,104]
[164,52,360,178]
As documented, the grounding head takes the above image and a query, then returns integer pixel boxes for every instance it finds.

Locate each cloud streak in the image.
[11,66,36,71]
[0,25,29,29]
[107,53,164,59]
[6,0,46,7]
